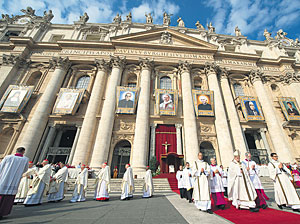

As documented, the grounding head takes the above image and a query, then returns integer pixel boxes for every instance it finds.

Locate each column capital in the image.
[110,56,126,69]
[218,66,229,79]
[280,72,300,85]
[95,59,109,72]
[1,54,22,66]
[178,60,192,74]
[249,69,265,84]
[50,57,71,70]
[139,58,154,71]
[175,124,182,128]
[204,62,218,76]
[150,123,158,128]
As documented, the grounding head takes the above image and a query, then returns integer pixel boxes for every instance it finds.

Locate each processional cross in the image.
[162,141,171,153]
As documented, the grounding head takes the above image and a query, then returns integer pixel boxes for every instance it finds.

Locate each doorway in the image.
[111,140,131,178]
[200,141,216,163]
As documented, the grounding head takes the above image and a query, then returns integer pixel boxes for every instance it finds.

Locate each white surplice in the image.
[268,159,300,209]
[70,168,88,203]
[176,170,185,189]
[221,169,228,188]
[242,159,264,189]
[228,160,257,209]
[0,155,29,195]
[24,164,51,205]
[121,167,134,200]
[143,170,154,198]
[95,166,110,200]
[48,166,68,202]
[192,160,211,211]
[183,168,193,191]
[210,165,225,193]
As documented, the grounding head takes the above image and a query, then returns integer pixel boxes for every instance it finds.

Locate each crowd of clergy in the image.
[1,146,300,219]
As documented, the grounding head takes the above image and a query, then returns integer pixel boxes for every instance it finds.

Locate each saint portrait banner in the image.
[116,87,139,114]
[155,89,178,116]
[52,88,85,115]
[0,85,34,113]
[239,96,264,121]
[192,90,214,116]
[278,97,300,121]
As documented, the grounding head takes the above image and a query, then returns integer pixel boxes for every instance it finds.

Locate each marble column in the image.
[149,124,157,158]
[72,59,109,165]
[175,124,183,155]
[253,133,262,149]
[205,63,234,167]
[179,61,200,164]
[90,56,126,169]
[219,68,248,156]
[259,128,272,157]
[38,126,56,162]
[131,58,154,177]
[19,57,71,160]
[68,126,82,164]
[249,69,293,162]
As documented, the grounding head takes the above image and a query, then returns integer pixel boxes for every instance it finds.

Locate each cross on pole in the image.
[162,141,171,153]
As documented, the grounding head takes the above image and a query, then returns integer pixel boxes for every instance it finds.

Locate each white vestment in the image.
[268,160,300,209]
[222,169,228,188]
[192,160,211,211]
[121,167,134,199]
[0,155,29,195]
[176,170,185,189]
[242,159,264,189]
[143,170,154,198]
[228,160,257,209]
[95,166,110,200]
[210,165,225,193]
[48,166,68,201]
[24,164,51,205]
[70,168,88,203]
[14,167,38,203]
[183,168,193,191]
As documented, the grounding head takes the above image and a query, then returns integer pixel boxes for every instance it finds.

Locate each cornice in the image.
[215,51,260,61]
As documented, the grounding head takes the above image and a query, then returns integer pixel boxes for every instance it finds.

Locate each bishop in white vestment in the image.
[228,150,258,212]
[192,152,213,214]
[176,165,185,199]
[24,159,52,206]
[0,147,29,218]
[183,162,193,203]
[70,164,88,203]
[48,162,68,202]
[143,166,154,198]
[242,153,269,209]
[268,153,300,212]
[121,164,135,200]
[95,163,111,201]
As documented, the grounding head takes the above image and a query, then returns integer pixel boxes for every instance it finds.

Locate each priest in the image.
[95,163,110,201]
[14,161,38,203]
[220,165,228,197]
[143,166,154,198]
[228,150,258,212]
[242,152,269,209]
[70,164,88,203]
[192,152,213,214]
[48,162,68,202]
[121,164,134,200]
[23,159,51,206]
[183,162,193,203]
[268,153,300,212]
[210,158,226,210]
[176,165,185,199]
[0,147,29,218]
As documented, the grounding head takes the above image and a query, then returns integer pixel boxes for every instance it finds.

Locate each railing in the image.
[48,147,72,155]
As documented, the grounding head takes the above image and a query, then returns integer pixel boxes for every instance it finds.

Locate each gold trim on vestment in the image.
[270,162,289,204]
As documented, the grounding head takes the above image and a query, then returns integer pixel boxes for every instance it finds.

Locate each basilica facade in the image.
[0,7,300,177]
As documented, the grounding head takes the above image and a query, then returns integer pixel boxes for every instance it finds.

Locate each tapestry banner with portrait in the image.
[278,97,300,121]
[0,85,34,113]
[52,88,85,115]
[192,90,214,117]
[116,87,139,114]
[239,96,264,121]
[155,89,178,116]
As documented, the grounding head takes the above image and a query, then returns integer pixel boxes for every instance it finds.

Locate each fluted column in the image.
[72,59,109,165]
[219,68,248,156]
[90,56,126,169]
[68,126,82,165]
[131,58,154,177]
[179,61,200,164]
[37,126,56,162]
[205,63,234,167]
[175,124,183,155]
[19,57,70,160]
[249,69,293,162]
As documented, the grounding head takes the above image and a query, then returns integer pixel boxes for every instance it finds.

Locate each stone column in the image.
[149,124,157,158]
[179,61,200,164]
[72,59,109,165]
[259,128,272,157]
[253,133,262,149]
[90,56,126,169]
[53,129,63,147]
[68,126,82,165]
[175,124,183,155]
[219,68,248,156]
[249,69,293,162]
[131,58,154,177]
[19,57,71,160]
[38,126,56,162]
[205,63,234,167]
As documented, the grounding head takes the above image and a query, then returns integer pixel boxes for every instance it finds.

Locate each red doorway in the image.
[161,152,183,173]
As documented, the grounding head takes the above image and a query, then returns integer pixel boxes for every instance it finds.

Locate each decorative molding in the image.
[178,60,192,74]
[204,62,218,75]
[249,69,266,84]
[110,56,126,69]
[139,58,154,71]
[49,57,71,70]
[95,59,109,72]
[1,54,22,66]
[280,72,300,85]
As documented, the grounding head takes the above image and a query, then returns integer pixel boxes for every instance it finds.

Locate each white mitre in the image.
[233,150,240,157]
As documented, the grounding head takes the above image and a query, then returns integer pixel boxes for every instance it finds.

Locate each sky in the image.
[1,0,300,41]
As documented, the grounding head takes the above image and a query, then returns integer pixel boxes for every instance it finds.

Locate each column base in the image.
[132,167,147,179]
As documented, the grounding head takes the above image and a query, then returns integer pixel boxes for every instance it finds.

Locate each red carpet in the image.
[154,173,300,224]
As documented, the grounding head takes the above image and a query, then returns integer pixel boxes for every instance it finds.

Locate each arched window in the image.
[200,141,216,163]
[160,76,172,89]
[233,83,244,97]
[26,71,42,87]
[75,75,90,89]
[194,77,202,90]
[127,74,137,87]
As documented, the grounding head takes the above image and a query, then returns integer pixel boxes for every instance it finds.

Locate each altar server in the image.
[183,162,193,203]
[121,164,134,200]
[176,165,185,199]
[143,166,154,198]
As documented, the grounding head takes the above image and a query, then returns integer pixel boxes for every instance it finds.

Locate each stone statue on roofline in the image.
[235,26,242,36]
[163,12,172,26]
[21,7,36,17]
[263,29,272,41]
[126,12,132,22]
[43,10,54,22]
[207,22,215,33]
[79,12,89,23]
[275,29,287,40]
[195,21,204,30]
[113,13,121,24]
[177,17,185,27]
[145,13,153,24]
